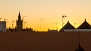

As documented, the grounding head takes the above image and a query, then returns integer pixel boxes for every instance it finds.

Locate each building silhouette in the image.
[59,19,91,32]
[16,11,23,32]
[77,19,91,29]
[0,21,6,32]
[59,21,75,32]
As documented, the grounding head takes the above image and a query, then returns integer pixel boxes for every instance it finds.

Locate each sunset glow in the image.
[0,0,91,31]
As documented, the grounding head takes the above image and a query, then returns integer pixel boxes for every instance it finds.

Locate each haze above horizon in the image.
[0,0,91,31]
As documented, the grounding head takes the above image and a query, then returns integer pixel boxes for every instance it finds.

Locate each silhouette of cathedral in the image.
[6,11,35,32]
[16,11,23,31]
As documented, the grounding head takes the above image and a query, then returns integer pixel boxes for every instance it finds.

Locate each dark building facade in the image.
[16,11,23,31]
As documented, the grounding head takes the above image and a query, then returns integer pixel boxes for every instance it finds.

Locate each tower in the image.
[16,11,23,31]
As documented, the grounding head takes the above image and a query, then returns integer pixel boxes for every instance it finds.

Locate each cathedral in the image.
[16,11,23,31]
[6,11,34,32]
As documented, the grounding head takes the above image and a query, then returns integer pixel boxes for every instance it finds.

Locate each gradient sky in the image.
[0,0,91,31]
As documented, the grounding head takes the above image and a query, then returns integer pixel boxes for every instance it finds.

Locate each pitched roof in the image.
[59,21,75,32]
[77,19,91,29]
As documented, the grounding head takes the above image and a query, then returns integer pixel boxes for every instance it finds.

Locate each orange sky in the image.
[0,0,91,31]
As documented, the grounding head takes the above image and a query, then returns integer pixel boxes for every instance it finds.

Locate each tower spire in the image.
[16,11,23,32]
[18,11,21,20]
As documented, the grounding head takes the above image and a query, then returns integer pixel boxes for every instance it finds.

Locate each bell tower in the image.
[16,11,23,31]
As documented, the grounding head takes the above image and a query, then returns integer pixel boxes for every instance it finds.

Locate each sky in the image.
[0,0,91,31]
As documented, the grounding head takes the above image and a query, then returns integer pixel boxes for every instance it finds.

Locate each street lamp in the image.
[22,16,27,20]
[54,23,59,30]
[4,19,7,21]
[22,16,27,29]
[52,26,54,30]
[24,22,26,29]
[62,15,67,27]
[12,20,14,29]
[40,18,44,31]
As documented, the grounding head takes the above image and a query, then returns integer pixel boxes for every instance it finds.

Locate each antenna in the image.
[75,29,85,51]
[54,23,59,30]
[78,29,80,45]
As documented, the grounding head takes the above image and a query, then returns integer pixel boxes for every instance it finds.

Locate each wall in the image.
[0,32,90,51]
